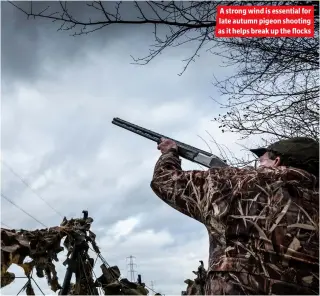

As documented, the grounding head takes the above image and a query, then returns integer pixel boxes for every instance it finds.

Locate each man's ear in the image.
[274,156,281,167]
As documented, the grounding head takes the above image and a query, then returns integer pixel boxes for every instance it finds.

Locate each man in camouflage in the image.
[151,137,319,295]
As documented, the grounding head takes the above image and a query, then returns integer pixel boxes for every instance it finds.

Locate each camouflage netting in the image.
[1,218,79,292]
[95,265,148,295]
[1,214,150,295]
[181,261,207,295]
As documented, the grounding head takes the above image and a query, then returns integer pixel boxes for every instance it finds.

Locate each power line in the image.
[145,283,160,295]
[150,280,155,290]
[150,281,155,295]
[91,247,143,294]
[124,256,162,295]
[1,192,47,228]
[2,161,64,218]
[126,255,137,282]
[1,221,12,229]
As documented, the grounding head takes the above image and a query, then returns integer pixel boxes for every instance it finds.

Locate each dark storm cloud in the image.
[1,1,156,86]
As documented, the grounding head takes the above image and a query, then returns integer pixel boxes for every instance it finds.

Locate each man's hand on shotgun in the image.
[157,138,178,154]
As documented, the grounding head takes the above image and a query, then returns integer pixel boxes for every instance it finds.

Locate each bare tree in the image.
[9,1,319,142]
[211,33,319,142]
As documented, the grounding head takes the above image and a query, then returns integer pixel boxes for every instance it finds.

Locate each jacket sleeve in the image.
[150,149,233,223]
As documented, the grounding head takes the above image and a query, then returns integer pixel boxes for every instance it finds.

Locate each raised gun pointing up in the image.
[112,117,228,168]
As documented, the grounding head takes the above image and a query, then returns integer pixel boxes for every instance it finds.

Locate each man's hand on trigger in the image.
[157,138,178,154]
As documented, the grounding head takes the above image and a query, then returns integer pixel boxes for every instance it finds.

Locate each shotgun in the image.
[112,117,228,168]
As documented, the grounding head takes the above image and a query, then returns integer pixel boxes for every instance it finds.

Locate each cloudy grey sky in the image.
[1,1,259,295]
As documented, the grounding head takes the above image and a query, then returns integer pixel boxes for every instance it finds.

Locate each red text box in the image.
[215,6,314,38]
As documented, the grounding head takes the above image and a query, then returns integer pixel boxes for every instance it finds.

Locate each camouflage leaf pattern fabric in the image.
[151,151,319,295]
[96,264,149,295]
[1,216,95,294]
[1,215,153,295]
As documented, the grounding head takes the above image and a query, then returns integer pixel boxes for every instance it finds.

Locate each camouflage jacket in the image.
[151,151,319,295]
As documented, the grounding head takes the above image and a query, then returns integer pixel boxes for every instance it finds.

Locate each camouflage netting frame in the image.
[1,214,96,293]
[1,213,150,295]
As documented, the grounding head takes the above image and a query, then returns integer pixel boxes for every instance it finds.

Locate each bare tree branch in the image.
[9,0,319,143]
